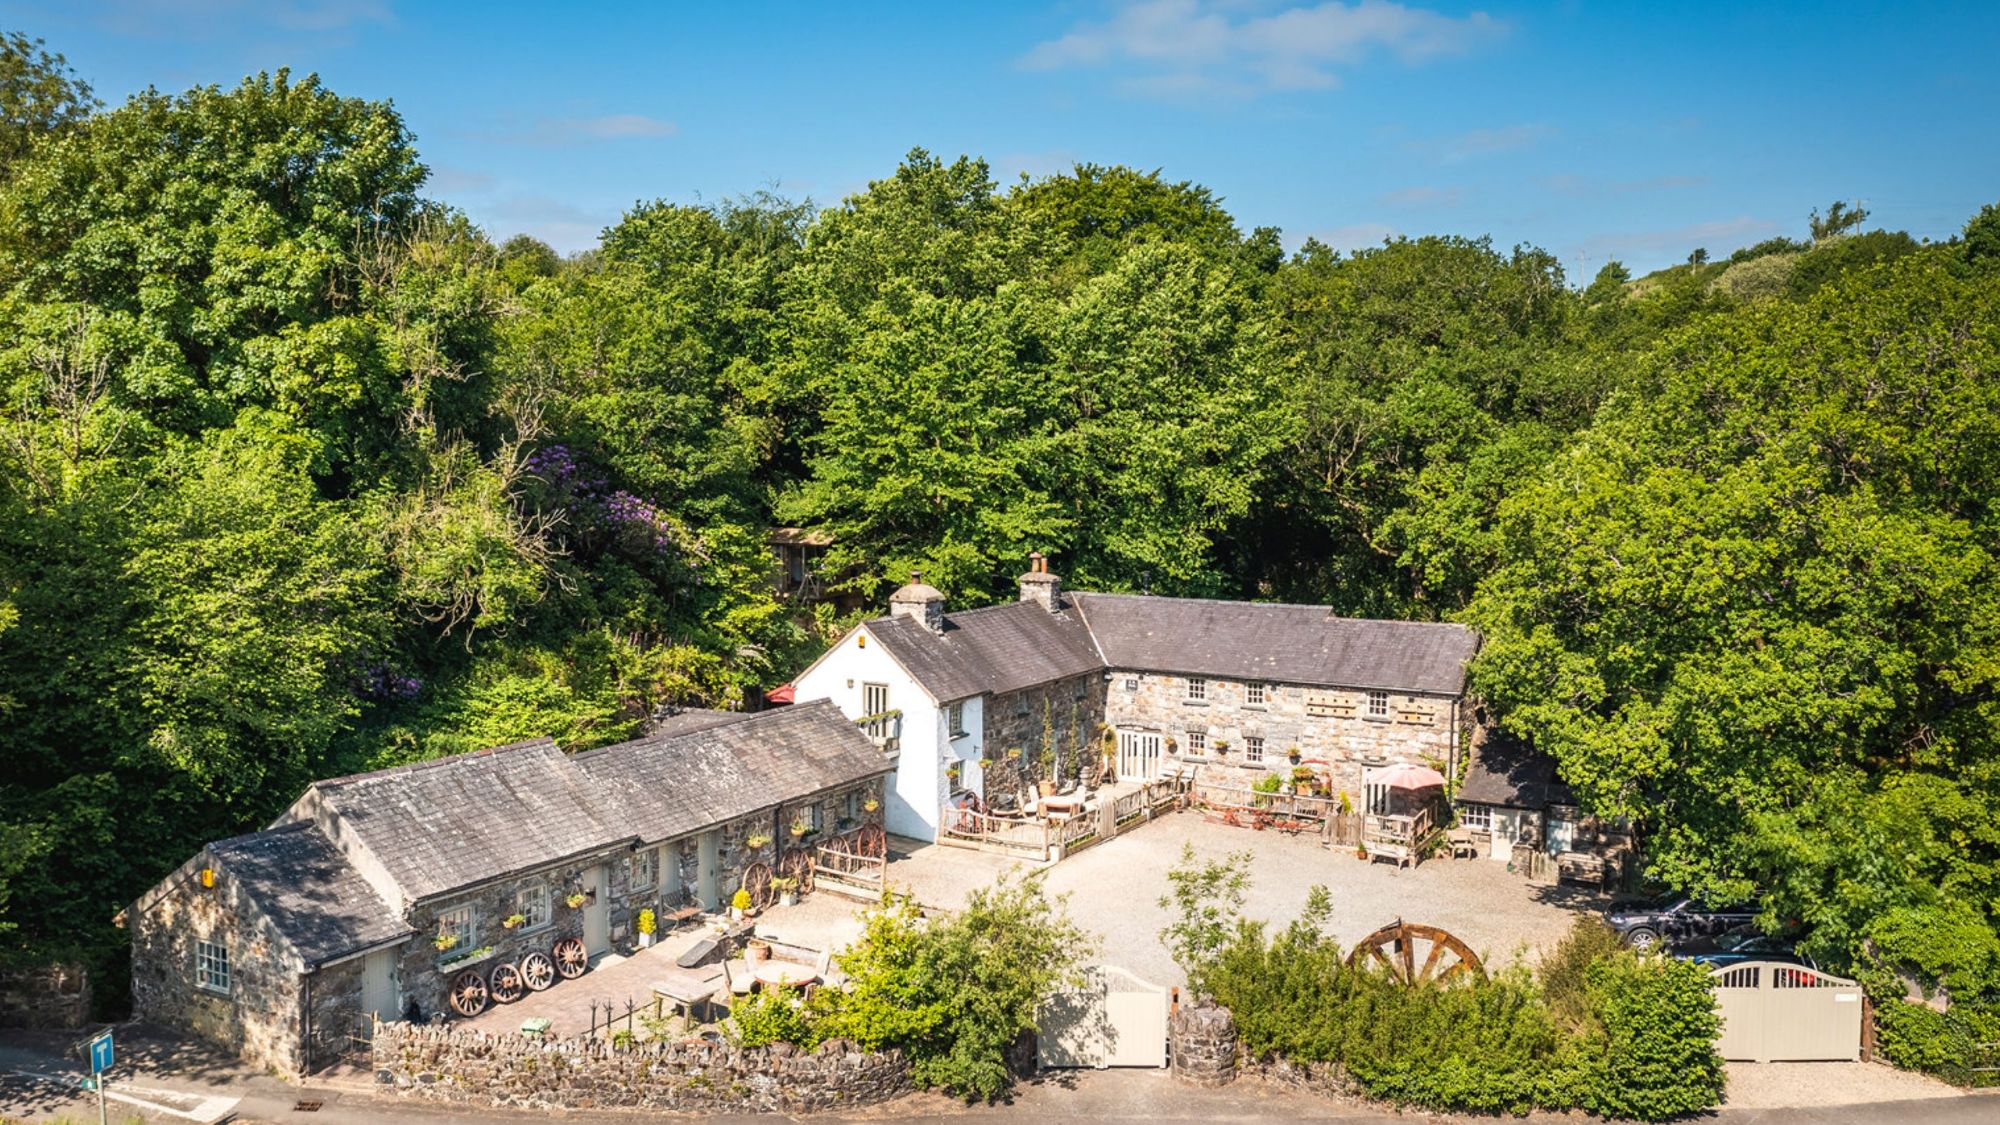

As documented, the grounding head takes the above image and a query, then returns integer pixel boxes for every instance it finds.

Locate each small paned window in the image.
[1187,677,1207,701]
[195,940,231,994]
[629,849,657,891]
[947,702,966,736]
[1244,736,1264,763]
[1246,682,1266,705]
[437,904,476,953]
[520,882,553,929]
[1367,690,1390,718]
[1124,678,1138,692]
[844,790,860,820]
[1185,731,1207,757]
[1460,804,1493,832]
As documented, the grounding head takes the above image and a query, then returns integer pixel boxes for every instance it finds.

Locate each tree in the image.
[1960,202,2000,266]
[1809,199,1869,242]
[1159,843,1252,994]
[0,32,95,179]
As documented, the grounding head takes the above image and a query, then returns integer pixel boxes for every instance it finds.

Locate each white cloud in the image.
[425,166,495,194]
[478,196,617,255]
[1023,0,1505,99]
[1571,216,1780,262]
[1407,122,1555,161]
[1306,221,1397,253]
[493,113,680,147]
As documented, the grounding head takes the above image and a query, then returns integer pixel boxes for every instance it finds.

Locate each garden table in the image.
[751,960,818,989]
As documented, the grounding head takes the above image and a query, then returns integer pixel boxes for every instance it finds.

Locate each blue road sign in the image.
[88,1031,112,1074]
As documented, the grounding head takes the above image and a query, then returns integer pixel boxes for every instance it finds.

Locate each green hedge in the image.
[1874,1000,2000,1087]
[1207,918,1724,1121]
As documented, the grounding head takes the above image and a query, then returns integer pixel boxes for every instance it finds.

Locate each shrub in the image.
[1539,916,1625,1030]
[1575,954,1724,1120]
[725,988,818,1048]
[1875,1001,2000,1087]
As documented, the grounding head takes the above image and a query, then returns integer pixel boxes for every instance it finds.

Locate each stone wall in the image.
[129,853,306,1075]
[1169,1002,1238,1087]
[374,1021,910,1113]
[402,858,603,1022]
[978,673,1103,803]
[1103,672,1463,798]
[0,962,89,1030]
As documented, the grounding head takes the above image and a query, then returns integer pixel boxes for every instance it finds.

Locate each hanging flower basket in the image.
[789,820,813,838]
[433,932,459,952]
[564,892,589,909]
[861,798,880,813]
[746,833,772,850]
[501,913,527,930]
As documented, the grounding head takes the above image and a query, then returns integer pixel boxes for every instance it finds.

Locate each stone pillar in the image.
[1170,1001,1238,1087]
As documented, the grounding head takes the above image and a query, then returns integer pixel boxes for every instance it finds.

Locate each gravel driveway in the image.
[885,808,1601,988]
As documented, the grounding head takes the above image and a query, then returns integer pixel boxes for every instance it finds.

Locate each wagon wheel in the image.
[855,823,887,858]
[489,961,525,1004]
[448,968,490,1017]
[553,936,589,980]
[518,951,556,991]
[1345,920,1485,985]
[778,846,815,894]
[742,862,774,910]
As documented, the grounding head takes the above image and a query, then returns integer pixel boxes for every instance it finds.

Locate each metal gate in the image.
[1712,961,1863,1062]
[1038,965,1168,1069]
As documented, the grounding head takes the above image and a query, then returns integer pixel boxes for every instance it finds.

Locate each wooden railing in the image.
[1191,780,1353,835]
[935,777,1185,862]
[815,841,886,902]
[938,806,1052,858]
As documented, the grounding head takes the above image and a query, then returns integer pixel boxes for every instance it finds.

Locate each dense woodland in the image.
[0,38,1996,1025]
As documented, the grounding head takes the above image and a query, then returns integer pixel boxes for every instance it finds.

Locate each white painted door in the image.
[959,751,983,796]
[360,948,398,1024]
[581,865,610,956]
[1116,731,1162,781]
[1489,809,1522,863]
[696,832,720,910]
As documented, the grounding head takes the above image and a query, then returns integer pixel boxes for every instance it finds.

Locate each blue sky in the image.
[14,1,2000,276]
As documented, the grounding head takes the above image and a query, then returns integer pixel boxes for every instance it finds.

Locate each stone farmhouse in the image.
[791,554,1480,841]
[123,701,890,1076]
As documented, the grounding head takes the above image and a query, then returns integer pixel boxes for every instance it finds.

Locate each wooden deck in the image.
[936,777,1184,862]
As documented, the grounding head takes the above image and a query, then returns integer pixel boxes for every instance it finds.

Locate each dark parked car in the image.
[1605,897,1758,952]
[1671,927,1818,971]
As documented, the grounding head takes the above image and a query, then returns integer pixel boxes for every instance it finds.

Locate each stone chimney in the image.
[1017,551,1062,613]
[888,571,946,634]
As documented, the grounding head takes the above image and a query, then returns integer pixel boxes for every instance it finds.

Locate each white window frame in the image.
[195,939,231,995]
[437,903,477,953]
[628,848,657,892]
[946,701,966,738]
[1460,804,1494,832]
[1246,682,1266,705]
[1184,730,1207,757]
[1366,690,1390,719]
[1124,678,1138,692]
[517,881,554,931]
[1186,677,1207,702]
[1244,736,1264,763]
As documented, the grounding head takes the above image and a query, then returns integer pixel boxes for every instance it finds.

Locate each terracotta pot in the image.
[1038,780,1057,798]
[746,939,770,965]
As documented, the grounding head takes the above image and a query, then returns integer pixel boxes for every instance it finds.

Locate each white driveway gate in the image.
[1038,965,1168,1069]
[1711,961,1864,1062]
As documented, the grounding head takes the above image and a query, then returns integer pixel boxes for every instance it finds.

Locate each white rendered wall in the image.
[793,626,942,840]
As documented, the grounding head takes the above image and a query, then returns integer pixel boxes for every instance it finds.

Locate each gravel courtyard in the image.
[883,807,1601,988]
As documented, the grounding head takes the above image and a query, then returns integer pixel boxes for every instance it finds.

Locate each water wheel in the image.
[489,961,525,1004]
[1345,920,1485,985]
[778,846,815,894]
[448,968,489,1017]
[553,936,589,980]
[854,822,887,858]
[742,861,774,910]
[518,951,556,992]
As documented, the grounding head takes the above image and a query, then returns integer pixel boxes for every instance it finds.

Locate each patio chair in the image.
[1446,828,1479,859]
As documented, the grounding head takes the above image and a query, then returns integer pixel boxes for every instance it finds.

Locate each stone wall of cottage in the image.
[402,858,603,1021]
[660,778,886,911]
[0,962,89,1030]
[374,1021,909,1113]
[1103,672,1462,799]
[129,855,306,1075]
[977,674,1104,802]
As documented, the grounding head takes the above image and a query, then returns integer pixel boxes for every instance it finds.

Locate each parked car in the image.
[1604,896,1758,952]
[1671,927,1818,971]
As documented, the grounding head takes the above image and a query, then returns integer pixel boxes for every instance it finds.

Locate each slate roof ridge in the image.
[310,736,561,790]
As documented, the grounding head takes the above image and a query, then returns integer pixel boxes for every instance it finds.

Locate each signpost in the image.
[87,1030,112,1125]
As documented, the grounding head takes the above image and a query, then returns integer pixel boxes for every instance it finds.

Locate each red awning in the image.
[765,683,795,705]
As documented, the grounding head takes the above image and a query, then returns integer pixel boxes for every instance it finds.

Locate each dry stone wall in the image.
[0,962,89,1030]
[1169,1001,1238,1087]
[374,1021,909,1113]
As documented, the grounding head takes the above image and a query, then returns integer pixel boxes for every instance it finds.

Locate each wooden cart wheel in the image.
[778,846,815,894]
[489,961,525,1004]
[1345,920,1485,985]
[742,862,774,910]
[553,936,589,980]
[448,968,490,1017]
[518,951,556,991]
[855,823,887,858]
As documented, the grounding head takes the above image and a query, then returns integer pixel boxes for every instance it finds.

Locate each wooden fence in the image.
[1189,779,1364,843]
[937,778,1183,862]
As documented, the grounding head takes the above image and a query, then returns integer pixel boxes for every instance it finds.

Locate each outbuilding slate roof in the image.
[208,823,410,968]
[298,738,629,904]
[575,700,890,845]
[1456,732,1576,810]
[1072,593,1479,695]
[865,598,1106,702]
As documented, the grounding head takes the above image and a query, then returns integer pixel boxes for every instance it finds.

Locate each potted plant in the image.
[746,833,772,850]
[771,876,800,908]
[1287,746,1303,764]
[731,887,752,922]
[791,818,816,839]
[1213,739,1231,757]
[637,908,657,949]
[501,913,528,931]
[862,797,880,813]
[978,756,993,770]
[1356,841,1369,861]
[432,932,458,953]
[1005,747,1022,760]
[746,936,771,964]
[565,891,589,909]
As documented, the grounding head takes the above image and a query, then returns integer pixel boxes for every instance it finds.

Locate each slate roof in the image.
[575,700,891,844]
[208,823,410,968]
[1456,732,1575,810]
[649,708,756,738]
[300,738,628,904]
[865,598,1106,702]
[1071,592,1479,695]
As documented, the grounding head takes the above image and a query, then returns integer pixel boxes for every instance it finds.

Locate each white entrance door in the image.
[696,832,720,910]
[1116,731,1162,781]
[360,948,398,1024]
[581,865,610,956]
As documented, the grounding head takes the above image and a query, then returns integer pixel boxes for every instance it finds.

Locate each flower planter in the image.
[746,939,770,965]
[779,890,798,908]
[438,945,497,972]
